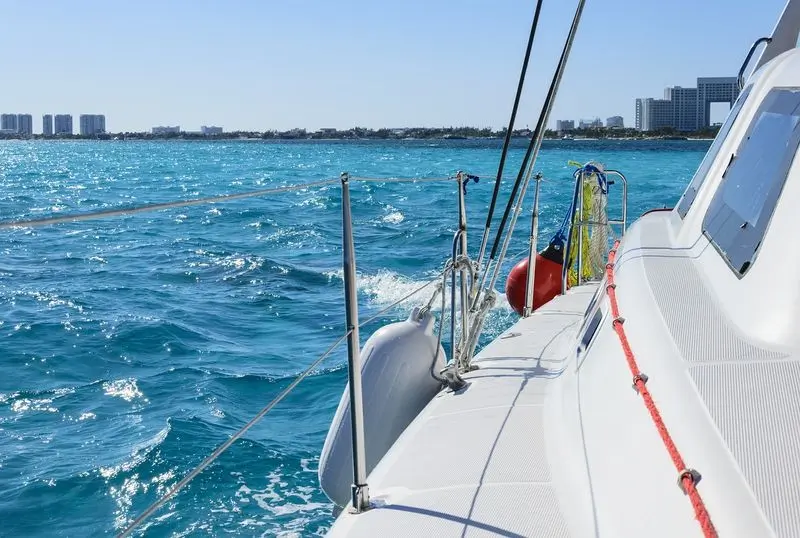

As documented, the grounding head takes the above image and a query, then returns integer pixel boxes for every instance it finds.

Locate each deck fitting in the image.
[677,468,702,494]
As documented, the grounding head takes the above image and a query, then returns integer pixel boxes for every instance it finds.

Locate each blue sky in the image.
[2,0,788,132]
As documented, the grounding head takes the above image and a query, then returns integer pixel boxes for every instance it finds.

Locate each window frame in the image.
[677,85,753,219]
[701,87,800,276]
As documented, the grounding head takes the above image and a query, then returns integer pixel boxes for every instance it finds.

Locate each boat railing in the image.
[1,161,619,533]
[0,172,479,534]
[561,166,628,294]
[738,36,773,89]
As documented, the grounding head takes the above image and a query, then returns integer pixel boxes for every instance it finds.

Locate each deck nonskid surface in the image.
[327,285,598,537]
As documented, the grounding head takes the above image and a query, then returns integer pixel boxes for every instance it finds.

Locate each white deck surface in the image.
[327,285,597,537]
[328,209,800,538]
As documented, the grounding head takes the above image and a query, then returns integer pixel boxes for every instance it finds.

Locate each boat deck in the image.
[327,284,599,537]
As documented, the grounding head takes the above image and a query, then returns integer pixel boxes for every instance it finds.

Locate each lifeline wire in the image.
[118,265,448,537]
[117,330,352,538]
[0,176,456,231]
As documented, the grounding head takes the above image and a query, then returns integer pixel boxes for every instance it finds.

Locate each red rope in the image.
[605,240,717,538]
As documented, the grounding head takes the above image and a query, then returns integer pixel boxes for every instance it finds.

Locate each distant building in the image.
[17,114,33,135]
[152,125,181,134]
[80,114,106,135]
[663,86,699,131]
[43,115,53,136]
[1,114,18,132]
[635,76,739,131]
[697,77,739,129]
[54,114,73,135]
[578,118,603,129]
[606,116,624,129]
[635,98,673,131]
[556,120,575,132]
[201,125,223,135]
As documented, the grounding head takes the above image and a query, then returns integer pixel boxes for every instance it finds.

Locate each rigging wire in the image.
[0,176,457,231]
[117,330,351,538]
[474,0,544,274]
[484,0,589,274]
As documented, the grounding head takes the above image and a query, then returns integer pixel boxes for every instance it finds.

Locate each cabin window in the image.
[702,88,800,275]
[677,85,752,218]
[577,307,603,356]
[577,282,605,357]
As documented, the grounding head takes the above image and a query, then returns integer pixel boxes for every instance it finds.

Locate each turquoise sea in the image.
[0,139,707,536]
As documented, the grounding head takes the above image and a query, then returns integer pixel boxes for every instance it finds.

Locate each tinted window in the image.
[703,88,800,274]
[677,85,752,218]
[577,283,605,357]
[577,307,603,356]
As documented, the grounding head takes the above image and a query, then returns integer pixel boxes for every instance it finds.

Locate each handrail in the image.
[561,165,627,293]
[738,36,772,90]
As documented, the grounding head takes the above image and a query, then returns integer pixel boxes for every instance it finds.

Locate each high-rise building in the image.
[663,87,699,131]
[697,77,739,129]
[17,114,33,136]
[556,120,575,132]
[606,116,624,129]
[54,114,73,135]
[1,114,18,132]
[80,114,106,135]
[43,115,53,136]
[635,98,673,131]
[635,76,739,131]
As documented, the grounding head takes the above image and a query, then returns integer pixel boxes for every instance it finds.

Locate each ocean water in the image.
[0,138,707,537]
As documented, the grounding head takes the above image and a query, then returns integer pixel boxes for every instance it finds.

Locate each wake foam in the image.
[326,268,511,313]
[326,268,440,309]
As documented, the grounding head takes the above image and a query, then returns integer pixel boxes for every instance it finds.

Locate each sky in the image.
[1,0,789,133]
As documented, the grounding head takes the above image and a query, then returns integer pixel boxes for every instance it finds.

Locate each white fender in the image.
[318,306,445,507]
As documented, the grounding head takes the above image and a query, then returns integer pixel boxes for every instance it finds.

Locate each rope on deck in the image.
[605,240,717,538]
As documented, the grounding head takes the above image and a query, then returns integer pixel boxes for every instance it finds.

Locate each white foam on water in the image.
[10,398,57,414]
[326,268,439,310]
[382,211,404,224]
[324,268,514,329]
[102,378,145,402]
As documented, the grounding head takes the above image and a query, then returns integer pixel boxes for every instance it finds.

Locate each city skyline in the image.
[635,77,739,132]
[1,1,785,133]
[1,112,107,136]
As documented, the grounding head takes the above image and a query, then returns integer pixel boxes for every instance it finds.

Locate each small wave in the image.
[102,378,145,402]
[100,423,170,480]
[381,211,404,224]
[2,385,77,416]
[17,290,85,313]
[10,397,58,413]
[325,268,441,311]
